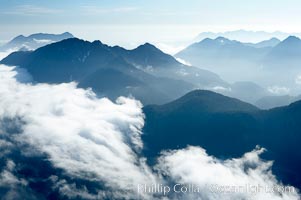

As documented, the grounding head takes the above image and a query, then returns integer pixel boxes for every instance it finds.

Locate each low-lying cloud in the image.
[157,146,299,200]
[0,64,299,199]
[0,64,157,199]
[268,86,290,95]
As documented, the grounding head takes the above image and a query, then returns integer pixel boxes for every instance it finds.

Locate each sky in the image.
[0,0,301,51]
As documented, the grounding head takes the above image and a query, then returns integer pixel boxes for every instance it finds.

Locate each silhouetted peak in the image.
[215,36,230,42]
[60,37,84,43]
[61,32,74,37]
[92,40,104,46]
[136,42,160,51]
[282,36,301,43]
[269,37,281,42]
[12,35,26,41]
[198,38,214,43]
[157,89,259,113]
[176,90,230,103]
[197,37,235,46]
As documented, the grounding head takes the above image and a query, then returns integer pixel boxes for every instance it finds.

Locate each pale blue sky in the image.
[0,0,301,50]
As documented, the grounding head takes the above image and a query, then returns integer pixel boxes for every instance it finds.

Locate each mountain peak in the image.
[157,90,259,113]
[1,32,75,52]
[136,42,159,51]
[197,37,236,46]
[269,37,281,42]
[283,35,301,43]
[92,40,104,46]
[215,36,230,41]
[273,35,301,49]
[214,37,234,45]
[62,32,74,37]
[133,42,166,55]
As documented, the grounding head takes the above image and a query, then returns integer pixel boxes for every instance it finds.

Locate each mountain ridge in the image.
[1,38,227,105]
[0,32,74,51]
[142,89,301,189]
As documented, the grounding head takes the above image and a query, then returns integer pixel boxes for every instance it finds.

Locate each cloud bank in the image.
[157,146,299,200]
[0,64,157,199]
[0,64,299,199]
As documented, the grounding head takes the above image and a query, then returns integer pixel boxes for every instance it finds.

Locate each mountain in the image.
[113,42,227,87]
[180,36,301,70]
[244,37,281,48]
[224,81,271,104]
[0,32,74,51]
[142,90,301,190]
[255,95,301,109]
[1,38,226,105]
[195,30,298,43]
[176,37,270,69]
[263,36,301,68]
[176,35,301,96]
[143,90,259,159]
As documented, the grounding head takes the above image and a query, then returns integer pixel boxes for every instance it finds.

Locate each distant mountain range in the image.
[255,94,301,109]
[2,34,301,108]
[176,36,271,68]
[176,35,301,97]
[178,35,301,68]
[0,32,74,51]
[142,89,301,190]
[263,36,301,68]
[244,37,281,48]
[178,35,301,70]
[195,30,301,43]
[0,38,227,105]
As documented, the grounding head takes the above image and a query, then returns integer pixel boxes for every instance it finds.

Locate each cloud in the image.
[295,75,301,85]
[211,85,232,92]
[267,86,290,95]
[155,43,186,55]
[175,57,192,66]
[0,50,14,60]
[80,6,138,15]
[0,160,40,200]
[3,5,62,16]
[156,146,300,200]
[0,64,157,199]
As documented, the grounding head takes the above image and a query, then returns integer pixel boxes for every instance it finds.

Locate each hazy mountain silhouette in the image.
[255,94,301,109]
[1,38,227,105]
[176,37,270,68]
[179,35,301,70]
[176,35,301,100]
[223,81,269,103]
[142,89,301,190]
[195,30,297,42]
[113,42,227,87]
[0,32,74,51]
[245,37,281,48]
[263,36,301,68]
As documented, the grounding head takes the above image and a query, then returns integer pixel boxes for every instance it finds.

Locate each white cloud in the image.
[3,5,62,16]
[175,57,192,66]
[268,86,290,95]
[0,160,32,200]
[80,6,138,15]
[0,64,157,199]
[0,160,26,187]
[211,86,232,92]
[33,39,54,44]
[0,50,15,60]
[156,146,300,200]
[156,43,186,55]
[295,75,301,85]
